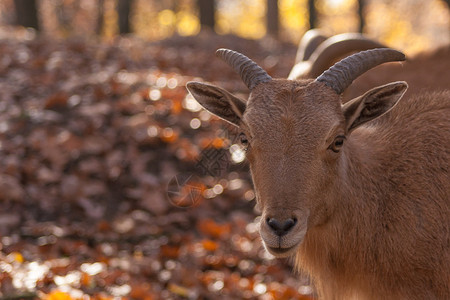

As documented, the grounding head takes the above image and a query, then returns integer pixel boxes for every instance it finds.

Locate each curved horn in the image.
[308,33,386,78]
[216,48,272,90]
[289,33,386,80]
[316,48,406,94]
[295,29,328,63]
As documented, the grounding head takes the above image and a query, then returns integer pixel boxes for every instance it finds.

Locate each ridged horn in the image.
[316,48,406,94]
[216,48,272,90]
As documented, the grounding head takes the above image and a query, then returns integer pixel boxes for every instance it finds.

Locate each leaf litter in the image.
[0,30,314,299]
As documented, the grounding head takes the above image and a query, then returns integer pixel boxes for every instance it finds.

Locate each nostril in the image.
[282,218,296,231]
[267,218,282,231]
[266,217,297,236]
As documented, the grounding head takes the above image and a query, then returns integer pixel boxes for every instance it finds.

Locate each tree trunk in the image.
[118,0,133,34]
[198,0,215,30]
[13,0,39,30]
[308,0,317,29]
[358,0,366,33]
[266,0,279,37]
[97,0,105,35]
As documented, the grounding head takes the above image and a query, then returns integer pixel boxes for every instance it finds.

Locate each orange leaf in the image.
[202,239,218,252]
[160,127,178,143]
[44,92,68,110]
[160,245,180,259]
[211,138,225,149]
[129,282,153,300]
[197,218,231,239]
[46,291,73,300]
[80,272,91,287]
[8,252,24,263]
[171,99,183,115]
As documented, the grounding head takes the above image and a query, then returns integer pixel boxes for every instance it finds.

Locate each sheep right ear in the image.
[186,82,246,127]
[342,81,408,133]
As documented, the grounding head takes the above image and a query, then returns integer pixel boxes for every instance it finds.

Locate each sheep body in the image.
[294,89,450,299]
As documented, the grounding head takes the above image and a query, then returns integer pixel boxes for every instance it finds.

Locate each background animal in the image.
[290,29,450,101]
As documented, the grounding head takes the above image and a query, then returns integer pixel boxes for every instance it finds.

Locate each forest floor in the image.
[0,29,315,299]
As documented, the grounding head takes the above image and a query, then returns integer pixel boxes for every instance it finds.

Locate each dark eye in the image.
[239,133,249,146]
[329,135,346,153]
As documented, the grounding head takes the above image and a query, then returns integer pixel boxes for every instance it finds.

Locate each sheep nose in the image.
[266,217,297,236]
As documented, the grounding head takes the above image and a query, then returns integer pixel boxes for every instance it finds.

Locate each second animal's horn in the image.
[216,48,272,90]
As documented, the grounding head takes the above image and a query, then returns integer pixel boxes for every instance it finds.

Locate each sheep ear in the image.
[186,81,246,127]
[342,81,408,133]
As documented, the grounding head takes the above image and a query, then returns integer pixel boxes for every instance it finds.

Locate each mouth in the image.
[265,242,300,258]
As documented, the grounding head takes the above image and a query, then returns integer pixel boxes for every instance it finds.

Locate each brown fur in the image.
[292,89,450,299]
[187,61,450,300]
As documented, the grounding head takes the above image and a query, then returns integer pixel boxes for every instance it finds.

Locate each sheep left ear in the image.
[342,81,408,133]
[186,81,246,127]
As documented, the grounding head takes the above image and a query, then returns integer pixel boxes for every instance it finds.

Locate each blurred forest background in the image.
[0,1,449,300]
[1,0,449,53]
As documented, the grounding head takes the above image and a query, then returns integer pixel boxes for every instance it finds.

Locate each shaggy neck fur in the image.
[295,92,450,300]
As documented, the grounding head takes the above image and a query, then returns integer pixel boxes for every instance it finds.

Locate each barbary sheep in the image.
[186,48,450,299]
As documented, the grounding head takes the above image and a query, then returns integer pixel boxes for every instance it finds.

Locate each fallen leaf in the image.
[45,290,73,300]
[197,219,231,239]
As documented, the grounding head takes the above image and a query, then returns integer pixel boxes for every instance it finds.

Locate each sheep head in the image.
[186,48,407,258]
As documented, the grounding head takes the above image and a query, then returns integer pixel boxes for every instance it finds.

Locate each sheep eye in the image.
[329,135,346,153]
[239,133,249,146]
